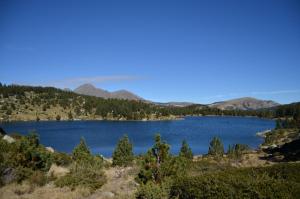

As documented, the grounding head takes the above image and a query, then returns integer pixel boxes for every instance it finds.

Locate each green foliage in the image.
[6,109,12,115]
[179,140,193,160]
[137,134,189,186]
[170,163,300,199]
[56,114,61,121]
[68,111,73,120]
[227,144,250,159]
[52,152,72,166]
[276,118,300,129]
[55,137,105,191]
[72,137,91,162]
[56,148,105,191]
[136,180,172,199]
[55,160,106,191]
[10,133,52,171]
[208,136,224,157]
[0,132,54,185]
[152,134,170,165]
[112,134,134,166]
[137,134,171,184]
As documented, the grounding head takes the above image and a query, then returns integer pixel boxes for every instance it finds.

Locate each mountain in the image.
[74,84,143,101]
[209,97,280,110]
[154,102,196,107]
[110,90,143,101]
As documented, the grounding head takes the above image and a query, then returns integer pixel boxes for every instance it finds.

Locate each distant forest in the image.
[0,83,299,121]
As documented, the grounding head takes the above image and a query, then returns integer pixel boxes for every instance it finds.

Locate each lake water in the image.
[1,116,275,157]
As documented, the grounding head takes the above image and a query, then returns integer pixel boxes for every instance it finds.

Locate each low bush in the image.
[55,159,106,191]
[28,170,48,186]
[55,138,106,191]
[170,163,300,199]
[136,180,172,199]
[112,134,134,167]
[52,152,72,166]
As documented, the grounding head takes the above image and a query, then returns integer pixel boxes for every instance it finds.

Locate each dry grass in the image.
[0,182,91,199]
[47,164,70,178]
[86,166,140,199]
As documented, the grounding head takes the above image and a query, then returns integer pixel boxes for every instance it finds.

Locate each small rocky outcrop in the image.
[47,164,70,178]
[2,135,15,143]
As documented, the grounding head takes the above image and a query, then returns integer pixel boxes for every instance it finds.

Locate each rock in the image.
[1,168,16,184]
[2,135,15,143]
[270,144,278,148]
[100,191,115,198]
[46,146,55,153]
[48,164,70,178]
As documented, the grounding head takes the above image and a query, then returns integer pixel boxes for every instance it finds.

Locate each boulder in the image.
[48,164,70,178]
[1,168,16,184]
[2,135,15,143]
[46,146,55,153]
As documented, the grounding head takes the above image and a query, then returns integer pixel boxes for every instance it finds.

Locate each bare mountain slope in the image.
[74,84,143,100]
[209,97,280,110]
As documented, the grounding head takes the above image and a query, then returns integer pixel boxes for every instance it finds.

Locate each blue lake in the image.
[1,116,275,157]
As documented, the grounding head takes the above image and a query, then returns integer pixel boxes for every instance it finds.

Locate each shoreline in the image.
[0,114,276,123]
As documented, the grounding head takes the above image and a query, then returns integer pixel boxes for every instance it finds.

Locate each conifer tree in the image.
[72,137,91,162]
[179,140,193,160]
[112,134,134,166]
[208,136,224,157]
[152,134,170,165]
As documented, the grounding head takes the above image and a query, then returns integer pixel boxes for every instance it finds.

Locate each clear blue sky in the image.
[1,0,300,104]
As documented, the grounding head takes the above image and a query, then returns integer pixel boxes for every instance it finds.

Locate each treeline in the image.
[1,83,300,121]
[274,102,300,129]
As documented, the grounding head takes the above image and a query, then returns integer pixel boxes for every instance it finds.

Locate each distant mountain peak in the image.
[209,97,280,110]
[74,84,143,101]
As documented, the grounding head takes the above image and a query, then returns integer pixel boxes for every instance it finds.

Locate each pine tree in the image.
[152,134,170,165]
[227,144,235,158]
[72,137,91,162]
[179,140,193,160]
[208,136,224,157]
[112,134,134,166]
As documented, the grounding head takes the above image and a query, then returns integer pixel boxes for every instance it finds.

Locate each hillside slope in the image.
[209,97,280,110]
[74,84,143,101]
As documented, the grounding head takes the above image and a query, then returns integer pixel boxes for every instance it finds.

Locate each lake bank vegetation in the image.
[1,117,299,199]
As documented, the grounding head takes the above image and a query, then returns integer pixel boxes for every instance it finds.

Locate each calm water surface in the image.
[1,116,275,157]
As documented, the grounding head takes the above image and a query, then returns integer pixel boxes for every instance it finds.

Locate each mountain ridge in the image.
[209,97,280,110]
[74,83,143,101]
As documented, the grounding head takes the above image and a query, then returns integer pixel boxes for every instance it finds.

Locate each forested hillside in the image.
[0,83,299,122]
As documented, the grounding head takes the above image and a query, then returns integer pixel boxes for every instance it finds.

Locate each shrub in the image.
[136,180,171,199]
[56,115,61,121]
[0,132,53,185]
[55,156,106,191]
[170,163,300,199]
[179,140,193,160]
[55,138,106,191]
[52,152,72,166]
[72,137,92,162]
[6,132,52,171]
[227,144,250,159]
[137,134,171,184]
[208,136,224,157]
[29,170,48,186]
[112,134,134,166]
